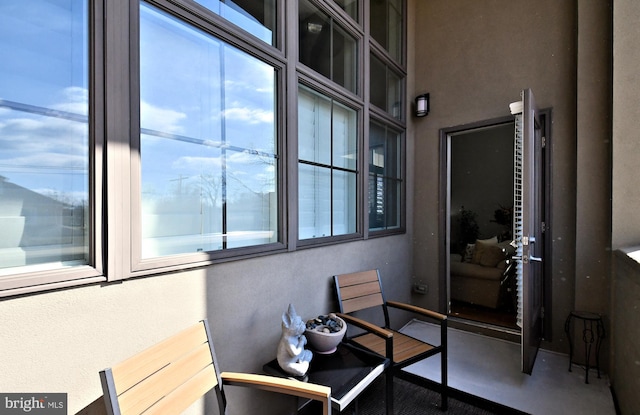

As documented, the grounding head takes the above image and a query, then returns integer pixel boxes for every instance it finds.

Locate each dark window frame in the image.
[0,0,407,296]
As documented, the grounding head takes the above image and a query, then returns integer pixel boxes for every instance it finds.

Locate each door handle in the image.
[512,255,542,263]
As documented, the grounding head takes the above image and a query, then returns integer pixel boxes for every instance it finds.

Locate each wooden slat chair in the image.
[334,270,448,413]
[99,320,331,415]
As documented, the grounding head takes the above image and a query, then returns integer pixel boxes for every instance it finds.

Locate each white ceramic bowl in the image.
[305,316,346,354]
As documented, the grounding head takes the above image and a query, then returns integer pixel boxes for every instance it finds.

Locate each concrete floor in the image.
[400,319,616,415]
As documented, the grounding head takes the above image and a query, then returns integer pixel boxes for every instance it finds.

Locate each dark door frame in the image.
[438,110,553,342]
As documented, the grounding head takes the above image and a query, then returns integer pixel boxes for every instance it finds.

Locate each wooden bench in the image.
[99,320,331,415]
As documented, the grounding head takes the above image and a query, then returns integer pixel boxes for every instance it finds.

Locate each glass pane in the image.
[387,0,402,61]
[299,0,358,93]
[369,176,400,230]
[140,3,277,258]
[370,54,403,119]
[0,1,89,272]
[333,0,358,21]
[370,0,387,51]
[299,164,331,239]
[332,24,357,92]
[369,122,401,231]
[298,86,332,166]
[370,55,386,110]
[332,102,357,170]
[333,170,357,235]
[370,0,403,62]
[193,0,276,45]
[369,122,386,170]
[299,1,331,79]
[388,69,402,119]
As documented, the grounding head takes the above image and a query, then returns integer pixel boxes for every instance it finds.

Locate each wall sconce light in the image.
[415,93,430,117]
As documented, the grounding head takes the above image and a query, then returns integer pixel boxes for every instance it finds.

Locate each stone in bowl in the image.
[305,314,346,354]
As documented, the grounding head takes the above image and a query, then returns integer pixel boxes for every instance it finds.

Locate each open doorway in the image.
[442,117,520,332]
[440,93,552,372]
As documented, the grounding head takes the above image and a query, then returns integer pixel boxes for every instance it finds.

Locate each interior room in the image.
[0,1,639,415]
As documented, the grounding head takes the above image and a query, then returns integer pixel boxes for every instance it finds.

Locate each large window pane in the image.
[298,86,358,240]
[0,1,89,273]
[140,3,277,258]
[299,0,358,93]
[369,122,401,231]
[193,0,276,45]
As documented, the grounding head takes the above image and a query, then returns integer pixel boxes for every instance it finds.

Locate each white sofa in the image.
[450,238,514,309]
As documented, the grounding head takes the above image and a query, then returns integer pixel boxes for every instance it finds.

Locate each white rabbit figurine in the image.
[277,303,313,377]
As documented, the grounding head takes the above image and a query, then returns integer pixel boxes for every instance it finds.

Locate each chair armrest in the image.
[386,300,447,322]
[221,372,331,414]
[336,313,393,339]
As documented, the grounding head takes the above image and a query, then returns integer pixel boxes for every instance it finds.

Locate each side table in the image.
[264,342,389,414]
[564,310,605,384]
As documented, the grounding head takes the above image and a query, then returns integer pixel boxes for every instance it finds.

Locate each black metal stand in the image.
[564,310,605,384]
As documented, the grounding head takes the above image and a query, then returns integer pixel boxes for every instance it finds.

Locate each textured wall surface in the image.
[412,0,579,351]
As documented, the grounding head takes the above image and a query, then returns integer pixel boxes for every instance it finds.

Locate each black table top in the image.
[263,342,388,402]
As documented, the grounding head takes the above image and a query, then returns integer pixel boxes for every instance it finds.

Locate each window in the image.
[367,0,405,233]
[0,1,91,275]
[0,0,406,295]
[369,122,402,231]
[139,3,278,259]
[299,0,358,93]
[193,0,276,45]
[298,85,358,240]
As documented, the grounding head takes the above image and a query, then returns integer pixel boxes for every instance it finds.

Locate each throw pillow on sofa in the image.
[471,236,498,265]
[479,244,506,267]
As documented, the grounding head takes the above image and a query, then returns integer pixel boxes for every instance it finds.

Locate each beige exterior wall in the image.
[613,0,640,249]
[0,237,415,415]
[411,0,580,351]
[4,0,640,413]
[611,0,640,413]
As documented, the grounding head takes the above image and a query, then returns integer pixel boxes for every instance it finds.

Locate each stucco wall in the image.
[611,0,640,412]
[412,0,578,352]
[0,5,420,413]
[612,0,640,249]
[0,237,414,414]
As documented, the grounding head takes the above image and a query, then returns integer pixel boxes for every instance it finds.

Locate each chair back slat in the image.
[335,270,385,313]
[111,322,212,394]
[340,293,384,313]
[141,365,218,415]
[339,281,382,301]
[118,343,215,414]
[102,321,219,415]
[336,270,380,287]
